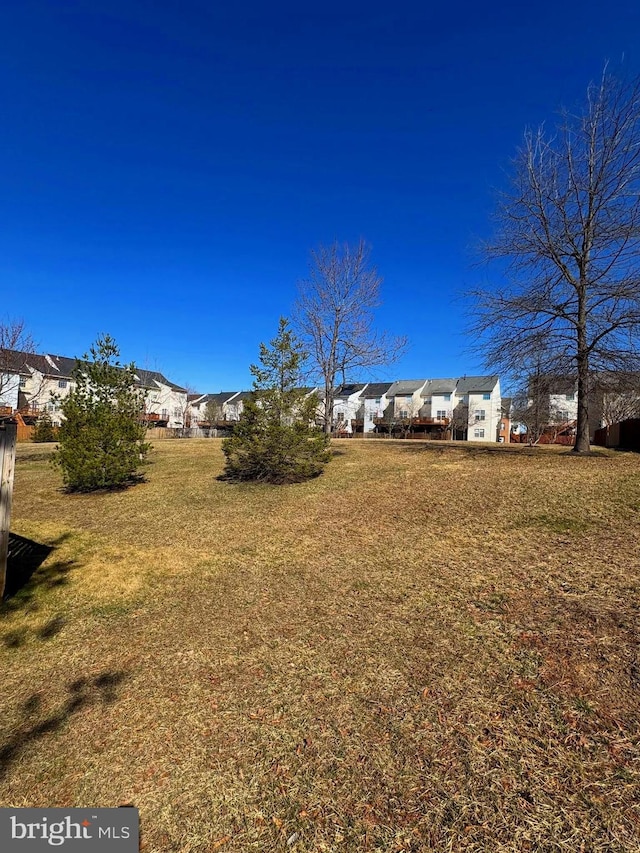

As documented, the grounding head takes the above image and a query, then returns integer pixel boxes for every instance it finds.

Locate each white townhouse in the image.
[189,392,239,424]
[385,379,429,419]
[454,375,502,442]
[135,369,188,428]
[332,383,368,432]
[0,350,33,414]
[16,354,77,425]
[360,382,393,433]
[548,381,578,424]
[419,378,458,421]
[1,350,188,428]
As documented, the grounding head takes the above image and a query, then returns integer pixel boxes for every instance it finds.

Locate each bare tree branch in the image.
[471,69,640,451]
[294,240,408,433]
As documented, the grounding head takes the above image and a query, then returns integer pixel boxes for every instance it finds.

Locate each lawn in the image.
[1,439,639,852]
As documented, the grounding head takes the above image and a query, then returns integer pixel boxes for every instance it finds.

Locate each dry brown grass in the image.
[1,438,639,851]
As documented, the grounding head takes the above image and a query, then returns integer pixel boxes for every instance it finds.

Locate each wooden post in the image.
[0,421,17,600]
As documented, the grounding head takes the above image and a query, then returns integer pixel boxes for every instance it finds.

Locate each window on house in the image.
[19,378,26,388]
[483,392,491,400]
[475,409,486,421]
[161,409,168,418]
[336,412,344,422]
[436,410,447,419]
[400,410,408,419]
[374,398,381,405]
[173,408,181,419]
[566,393,575,401]
[443,393,451,401]
[474,428,485,438]
[560,410,570,421]
[58,379,67,388]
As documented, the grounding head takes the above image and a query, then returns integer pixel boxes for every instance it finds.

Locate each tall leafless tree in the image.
[0,319,36,410]
[295,240,408,434]
[471,69,640,452]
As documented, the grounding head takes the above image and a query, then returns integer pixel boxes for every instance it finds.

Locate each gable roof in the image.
[0,349,37,375]
[196,392,239,407]
[334,383,367,397]
[421,378,458,396]
[43,355,79,378]
[385,379,427,396]
[456,375,499,394]
[134,369,186,393]
[361,382,392,397]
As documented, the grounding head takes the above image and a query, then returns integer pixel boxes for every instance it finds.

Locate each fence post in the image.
[0,422,17,599]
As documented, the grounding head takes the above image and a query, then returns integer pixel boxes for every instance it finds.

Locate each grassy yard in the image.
[1,439,639,852]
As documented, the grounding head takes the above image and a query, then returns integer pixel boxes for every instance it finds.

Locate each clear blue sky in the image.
[2,1,639,392]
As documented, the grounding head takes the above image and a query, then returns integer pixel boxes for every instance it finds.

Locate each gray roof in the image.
[456,375,499,394]
[0,349,38,375]
[231,391,254,402]
[198,392,239,407]
[3,349,186,392]
[361,382,392,398]
[385,379,427,396]
[334,383,367,398]
[421,378,458,397]
[134,369,186,393]
[44,355,79,378]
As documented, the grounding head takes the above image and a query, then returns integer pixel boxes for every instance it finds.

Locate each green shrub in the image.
[32,410,56,443]
[53,335,150,491]
[222,318,330,484]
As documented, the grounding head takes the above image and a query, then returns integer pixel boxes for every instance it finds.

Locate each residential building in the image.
[0,349,187,428]
[454,375,502,442]
[419,378,457,421]
[332,383,368,433]
[360,382,393,433]
[189,392,239,425]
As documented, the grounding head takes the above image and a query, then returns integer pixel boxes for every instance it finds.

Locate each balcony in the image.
[373,416,450,427]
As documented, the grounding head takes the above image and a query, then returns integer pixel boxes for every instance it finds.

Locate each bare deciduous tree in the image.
[472,69,640,452]
[295,240,408,434]
[592,372,640,426]
[0,319,36,412]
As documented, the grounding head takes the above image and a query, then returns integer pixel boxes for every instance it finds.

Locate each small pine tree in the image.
[222,318,331,483]
[32,410,56,442]
[53,335,151,491]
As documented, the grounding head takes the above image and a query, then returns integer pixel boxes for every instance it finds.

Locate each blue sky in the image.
[2,1,640,392]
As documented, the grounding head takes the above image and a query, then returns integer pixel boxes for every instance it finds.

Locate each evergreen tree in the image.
[222,318,331,483]
[53,335,150,491]
[32,410,56,442]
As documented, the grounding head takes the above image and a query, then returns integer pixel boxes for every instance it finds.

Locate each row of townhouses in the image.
[0,350,509,442]
[0,350,188,429]
[189,375,509,443]
[8,347,631,443]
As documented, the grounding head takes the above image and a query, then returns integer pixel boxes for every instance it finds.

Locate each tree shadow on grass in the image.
[3,532,74,604]
[2,533,77,648]
[395,441,541,457]
[0,670,128,780]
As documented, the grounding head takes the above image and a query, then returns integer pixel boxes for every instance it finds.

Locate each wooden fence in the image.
[0,422,17,598]
[594,418,640,450]
[17,424,34,442]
